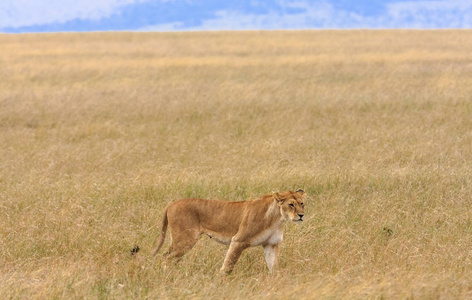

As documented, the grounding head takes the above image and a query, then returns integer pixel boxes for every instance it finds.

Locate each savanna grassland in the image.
[1,30,472,299]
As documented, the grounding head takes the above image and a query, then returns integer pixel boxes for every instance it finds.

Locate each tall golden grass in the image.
[1,30,472,299]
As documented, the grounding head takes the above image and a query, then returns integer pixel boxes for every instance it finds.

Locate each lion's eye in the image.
[301,203,304,206]
[289,203,295,207]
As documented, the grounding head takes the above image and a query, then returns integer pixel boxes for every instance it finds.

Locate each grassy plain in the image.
[1,30,472,299]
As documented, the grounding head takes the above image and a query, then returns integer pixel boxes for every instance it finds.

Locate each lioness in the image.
[153,189,306,274]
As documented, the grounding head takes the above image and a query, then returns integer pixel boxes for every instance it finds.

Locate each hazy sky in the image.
[1,0,471,33]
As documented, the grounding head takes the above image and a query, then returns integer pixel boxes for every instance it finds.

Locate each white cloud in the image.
[385,0,472,28]
[142,0,472,31]
[141,2,338,31]
[0,0,149,29]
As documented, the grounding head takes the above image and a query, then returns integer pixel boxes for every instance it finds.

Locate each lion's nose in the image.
[298,214,304,219]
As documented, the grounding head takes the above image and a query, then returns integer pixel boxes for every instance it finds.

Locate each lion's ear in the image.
[296,189,306,198]
[273,192,283,203]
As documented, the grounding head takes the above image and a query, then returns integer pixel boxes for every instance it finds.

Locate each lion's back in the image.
[167,198,246,232]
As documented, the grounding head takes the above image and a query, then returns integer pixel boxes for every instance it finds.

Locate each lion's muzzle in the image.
[293,213,304,222]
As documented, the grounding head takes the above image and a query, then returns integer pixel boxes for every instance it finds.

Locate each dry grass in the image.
[1,30,472,299]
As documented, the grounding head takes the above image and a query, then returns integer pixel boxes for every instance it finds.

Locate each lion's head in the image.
[273,189,306,223]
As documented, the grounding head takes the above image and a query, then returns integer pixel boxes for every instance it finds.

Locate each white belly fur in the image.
[204,231,232,245]
[250,227,284,247]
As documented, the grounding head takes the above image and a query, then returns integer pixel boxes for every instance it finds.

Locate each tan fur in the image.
[153,189,306,274]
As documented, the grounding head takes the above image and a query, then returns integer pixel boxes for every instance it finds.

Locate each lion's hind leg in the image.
[165,228,200,259]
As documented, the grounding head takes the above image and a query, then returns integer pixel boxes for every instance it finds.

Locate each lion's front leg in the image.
[263,244,279,274]
[221,240,248,274]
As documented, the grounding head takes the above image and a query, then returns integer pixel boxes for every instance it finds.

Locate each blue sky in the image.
[1,0,471,33]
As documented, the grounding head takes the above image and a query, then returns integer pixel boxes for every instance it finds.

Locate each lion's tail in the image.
[152,209,169,256]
